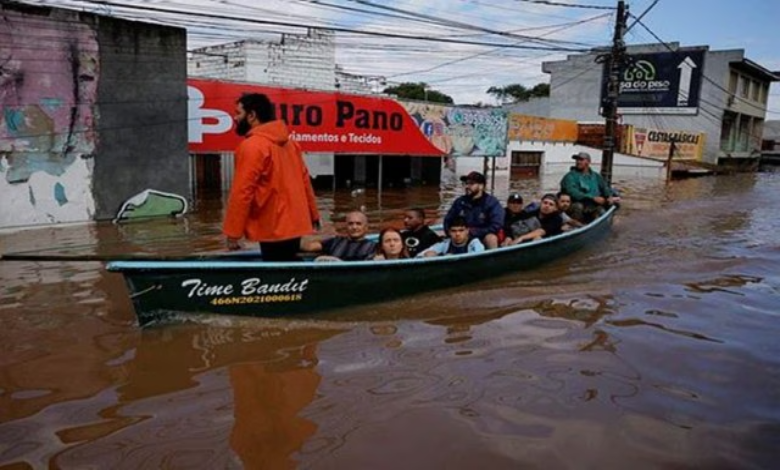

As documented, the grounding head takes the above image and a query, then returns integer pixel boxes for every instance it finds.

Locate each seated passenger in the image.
[560,152,621,223]
[501,192,535,242]
[300,211,376,261]
[556,192,584,231]
[506,193,564,245]
[444,171,503,249]
[503,193,534,229]
[420,217,485,257]
[374,228,410,260]
[401,208,441,257]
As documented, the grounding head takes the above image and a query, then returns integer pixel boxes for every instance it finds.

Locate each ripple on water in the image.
[2,174,780,468]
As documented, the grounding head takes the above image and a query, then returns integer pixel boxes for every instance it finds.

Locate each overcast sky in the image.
[23,0,780,115]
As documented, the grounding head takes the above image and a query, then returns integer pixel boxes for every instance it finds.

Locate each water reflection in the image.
[1,173,780,468]
[65,324,341,468]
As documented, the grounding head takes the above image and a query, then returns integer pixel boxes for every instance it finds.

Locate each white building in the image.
[510,43,778,168]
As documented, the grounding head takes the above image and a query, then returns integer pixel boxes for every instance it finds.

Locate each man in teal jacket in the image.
[560,151,620,222]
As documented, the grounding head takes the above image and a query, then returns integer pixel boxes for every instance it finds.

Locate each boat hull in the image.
[108,207,616,326]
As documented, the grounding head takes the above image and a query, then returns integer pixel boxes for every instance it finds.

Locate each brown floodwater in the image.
[1,172,779,469]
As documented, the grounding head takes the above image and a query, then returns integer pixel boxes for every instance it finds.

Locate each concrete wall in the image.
[0,3,188,228]
[335,69,378,95]
[0,4,99,227]
[92,17,189,220]
[506,141,665,180]
[188,41,247,82]
[189,30,336,91]
[504,96,551,118]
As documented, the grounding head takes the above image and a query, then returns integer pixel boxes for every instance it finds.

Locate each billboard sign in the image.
[188,79,444,156]
[602,50,706,115]
[622,125,706,160]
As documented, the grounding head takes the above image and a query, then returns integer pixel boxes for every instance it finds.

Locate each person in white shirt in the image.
[420,217,485,257]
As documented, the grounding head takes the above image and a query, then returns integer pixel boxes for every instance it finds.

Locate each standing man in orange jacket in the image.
[223,93,320,261]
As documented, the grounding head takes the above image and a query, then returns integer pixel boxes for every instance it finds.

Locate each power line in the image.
[47,0,589,52]
[625,0,659,34]
[510,0,616,10]
[343,0,595,48]
[629,14,779,115]
[385,12,611,79]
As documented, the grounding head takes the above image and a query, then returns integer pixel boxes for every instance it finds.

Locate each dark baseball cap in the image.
[460,171,486,184]
[572,151,592,162]
[507,193,524,203]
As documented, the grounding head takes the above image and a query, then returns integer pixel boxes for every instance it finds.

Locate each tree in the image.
[487,82,550,104]
[530,83,550,98]
[383,82,454,104]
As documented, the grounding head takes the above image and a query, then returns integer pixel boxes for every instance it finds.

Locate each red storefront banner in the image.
[188,79,444,156]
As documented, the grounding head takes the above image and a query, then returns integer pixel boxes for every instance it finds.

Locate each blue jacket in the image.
[444,193,504,239]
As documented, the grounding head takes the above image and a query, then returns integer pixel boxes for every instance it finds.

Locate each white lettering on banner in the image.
[188,86,232,143]
[181,277,309,298]
[291,131,340,143]
[620,80,671,92]
[348,133,382,144]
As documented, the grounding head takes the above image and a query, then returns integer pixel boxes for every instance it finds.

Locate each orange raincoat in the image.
[223,121,320,242]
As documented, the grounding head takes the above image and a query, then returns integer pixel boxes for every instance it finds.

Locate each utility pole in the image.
[601,0,628,186]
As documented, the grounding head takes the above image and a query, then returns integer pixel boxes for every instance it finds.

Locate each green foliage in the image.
[383,82,454,104]
[487,82,550,104]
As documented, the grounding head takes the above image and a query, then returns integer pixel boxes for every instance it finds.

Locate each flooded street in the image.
[2,172,780,469]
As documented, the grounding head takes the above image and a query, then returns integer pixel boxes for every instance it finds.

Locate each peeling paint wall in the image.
[0,5,98,228]
[0,4,189,229]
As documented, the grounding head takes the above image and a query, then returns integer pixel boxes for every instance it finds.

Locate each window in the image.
[728,71,738,94]
[511,151,542,177]
[741,77,750,98]
[752,80,760,101]
[720,112,736,152]
[753,119,764,150]
[738,116,750,152]
[511,151,542,167]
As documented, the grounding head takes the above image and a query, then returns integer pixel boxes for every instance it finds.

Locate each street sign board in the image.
[602,50,706,115]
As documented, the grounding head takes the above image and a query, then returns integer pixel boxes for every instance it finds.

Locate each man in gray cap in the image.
[560,151,620,222]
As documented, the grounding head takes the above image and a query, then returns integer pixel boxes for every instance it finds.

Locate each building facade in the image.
[510,43,778,167]
[761,120,780,164]
[1,2,188,229]
[189,31,337,91]
[188,33,452,195]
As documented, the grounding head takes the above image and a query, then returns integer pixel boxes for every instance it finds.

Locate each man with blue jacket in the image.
[444,171,504,249]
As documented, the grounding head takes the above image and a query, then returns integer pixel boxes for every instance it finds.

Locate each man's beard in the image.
[235,117,251,136]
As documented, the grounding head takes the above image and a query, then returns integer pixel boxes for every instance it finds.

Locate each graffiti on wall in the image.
[0,7,98,227]
[114,189,188,223]
[400,102,508,157]
[508,114,578,142]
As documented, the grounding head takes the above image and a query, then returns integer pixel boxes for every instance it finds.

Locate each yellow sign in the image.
[507,114,578,142]
[623,125,706,160]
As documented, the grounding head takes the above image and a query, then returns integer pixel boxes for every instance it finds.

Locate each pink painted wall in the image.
[0,6,99,226]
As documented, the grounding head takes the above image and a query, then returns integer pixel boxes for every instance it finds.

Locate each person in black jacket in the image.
[443,171,504,249]
[506,193,564,245]
[503,193,536,233]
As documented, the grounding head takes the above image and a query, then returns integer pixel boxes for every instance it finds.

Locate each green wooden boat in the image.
[107,207,617,327]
